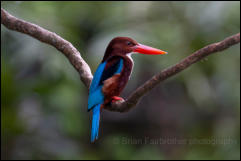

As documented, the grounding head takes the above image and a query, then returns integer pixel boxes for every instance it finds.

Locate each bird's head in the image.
[102,37,167,61]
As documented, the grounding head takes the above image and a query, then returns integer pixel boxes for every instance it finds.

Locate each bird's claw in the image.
[111,96,124,103]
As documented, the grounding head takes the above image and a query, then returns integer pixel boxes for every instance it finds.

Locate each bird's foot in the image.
[111,96,124,103]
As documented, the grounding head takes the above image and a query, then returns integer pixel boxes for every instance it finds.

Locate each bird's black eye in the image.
[126,41,132,46]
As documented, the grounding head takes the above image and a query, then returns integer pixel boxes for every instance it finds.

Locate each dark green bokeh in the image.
[1,1,240,160]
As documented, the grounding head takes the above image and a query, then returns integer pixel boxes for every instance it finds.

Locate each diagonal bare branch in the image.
[106,33,240,112]
[1,8,93,88]
[1,8,240,113]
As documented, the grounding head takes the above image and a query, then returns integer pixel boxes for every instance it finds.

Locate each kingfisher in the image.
[88,37,167,142]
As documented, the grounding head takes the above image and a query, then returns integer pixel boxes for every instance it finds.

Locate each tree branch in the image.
[1,8,240,113]
[105,33,240,112]
[1,8,93,88]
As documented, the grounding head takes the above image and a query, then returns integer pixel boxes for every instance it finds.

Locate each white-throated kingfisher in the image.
[88,37,167,142]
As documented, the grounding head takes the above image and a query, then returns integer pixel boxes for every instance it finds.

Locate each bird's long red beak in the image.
[134,43,167,55]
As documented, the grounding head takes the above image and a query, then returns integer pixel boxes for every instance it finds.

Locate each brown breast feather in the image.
[102,55,133,105]
[102,74,121,104]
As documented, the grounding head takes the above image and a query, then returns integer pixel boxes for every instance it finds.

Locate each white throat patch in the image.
[126,52,134,80]
[126,52,134,64]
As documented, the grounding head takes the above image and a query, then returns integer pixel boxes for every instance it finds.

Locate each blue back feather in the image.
[115,59,123,74]
[88,62,107,111]
[88,58,123,142]
[88,59,123,111]
[91,104,101,142]
[89,62,107,93]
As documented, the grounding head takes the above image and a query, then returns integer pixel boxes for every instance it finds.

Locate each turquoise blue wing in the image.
[89,61,107,93]
[88,58,123,111]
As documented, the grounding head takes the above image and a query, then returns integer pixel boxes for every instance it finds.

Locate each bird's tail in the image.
[91,104,101,143]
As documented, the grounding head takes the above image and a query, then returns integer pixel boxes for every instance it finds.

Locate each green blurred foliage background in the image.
[1,1,240,160]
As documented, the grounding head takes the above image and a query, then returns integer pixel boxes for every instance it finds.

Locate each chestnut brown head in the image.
[102,37,167,62]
